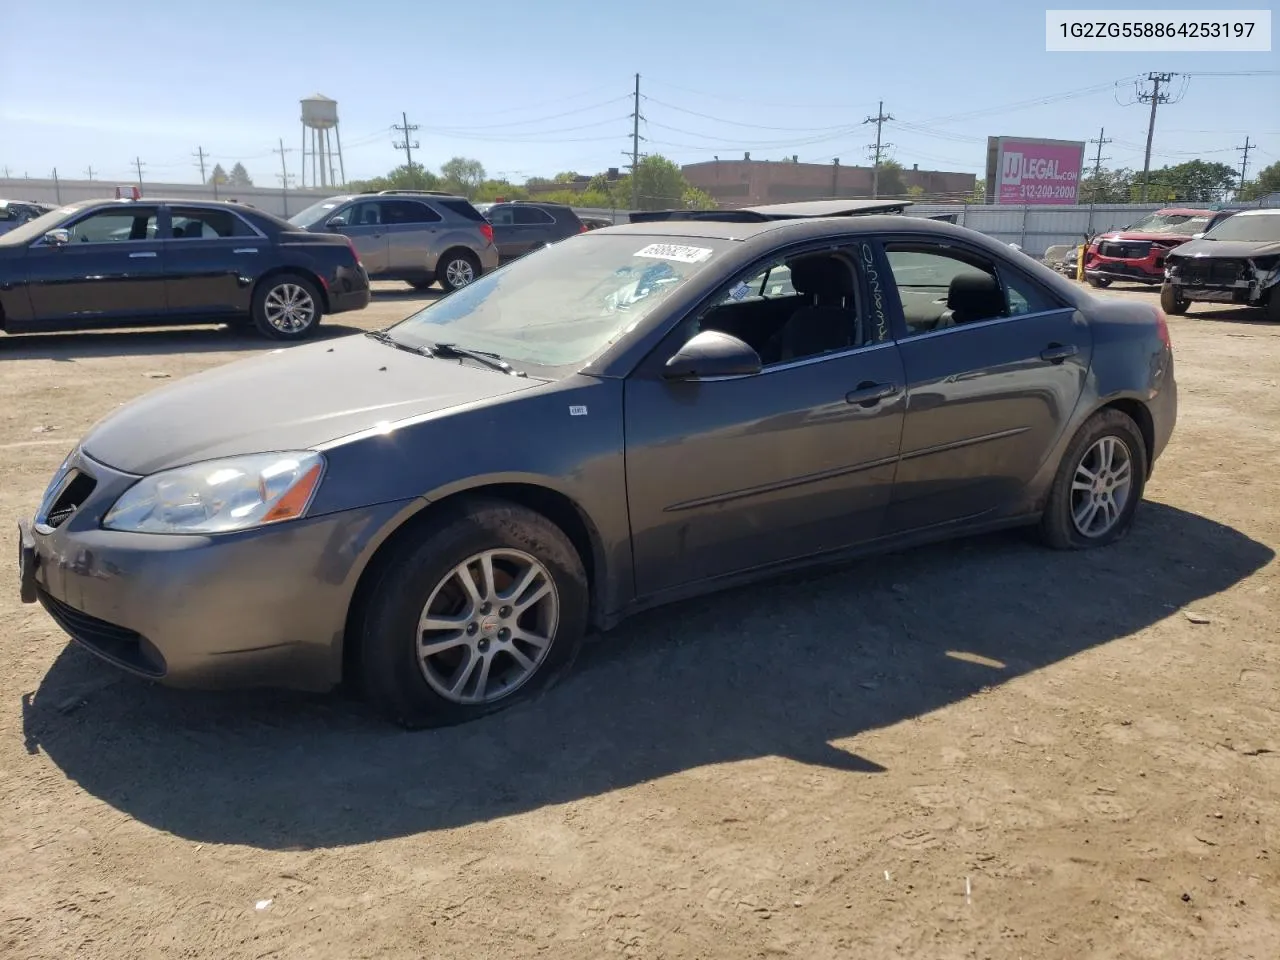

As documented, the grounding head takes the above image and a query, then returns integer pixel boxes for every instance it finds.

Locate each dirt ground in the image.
[1,281,1276,960]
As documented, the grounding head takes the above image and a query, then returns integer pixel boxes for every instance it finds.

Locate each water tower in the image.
[300,94,345,189]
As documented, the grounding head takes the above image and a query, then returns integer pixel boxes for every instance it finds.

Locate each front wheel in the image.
[1086,275,1111,288]
[436,250,481,292]
[1160,283,1189,315]
[358,500,588,729]
[1039,408,1148,550]
[251,274,322,340]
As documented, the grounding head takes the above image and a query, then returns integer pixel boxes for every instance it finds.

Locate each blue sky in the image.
[1,0,1277,187]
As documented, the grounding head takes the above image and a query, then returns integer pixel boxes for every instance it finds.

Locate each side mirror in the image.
[42,228,70,247]
[325,215,348,229]
[662,330,762,380]
[1191,232,1205,240]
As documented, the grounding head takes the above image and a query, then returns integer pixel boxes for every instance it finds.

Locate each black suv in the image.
[482,201,586,262]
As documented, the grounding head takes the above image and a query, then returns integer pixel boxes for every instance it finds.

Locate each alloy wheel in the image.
[445,259,475,288]
[416,548,559,705]
[1070,435,1134,538]
[263,283,316,332]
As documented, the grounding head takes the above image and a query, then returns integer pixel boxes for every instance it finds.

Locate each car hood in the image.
[1166,238,1280,260]
[81,333,542,475]
[1095,231,1196,244]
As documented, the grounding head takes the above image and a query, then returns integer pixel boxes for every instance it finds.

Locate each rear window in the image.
[438,199,485,222]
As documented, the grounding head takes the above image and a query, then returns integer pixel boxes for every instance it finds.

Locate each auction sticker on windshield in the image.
[634,243,713,264]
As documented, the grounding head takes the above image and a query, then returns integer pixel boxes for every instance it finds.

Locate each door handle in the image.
[233,247,259,254]
[128,251,158,259]
[846,381,900,406]
[1040,342,1078,363]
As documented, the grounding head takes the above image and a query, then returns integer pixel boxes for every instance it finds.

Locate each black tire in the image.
[1266,289,1280,324]
[408,278,435,292]
[1086,275,1111,288]
[436,250,482,292]
[1160,283,1189,315]
[1040,408,1148,551]
[358,499,588,729]
[251,273,323,340]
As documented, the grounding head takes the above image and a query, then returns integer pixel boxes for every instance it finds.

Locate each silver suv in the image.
[288,190,499,291]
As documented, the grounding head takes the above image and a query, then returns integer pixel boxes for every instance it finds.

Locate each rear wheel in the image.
[1266,288,1280,324]
[1086,275,1111,288]
[408,278,435,292]
[251,273,322,340]
[358,499,588,729]
[1160,283,1189,315]
[1040,408,1148,550]
[437,250,481,292]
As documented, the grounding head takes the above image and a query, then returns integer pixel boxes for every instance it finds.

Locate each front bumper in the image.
[20,449,415,692]
[1166,275,1263,305]
[1085,257,1163,284]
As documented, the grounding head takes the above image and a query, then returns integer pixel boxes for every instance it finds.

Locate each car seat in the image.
[769,256,860,362]
[940,272,1006,327]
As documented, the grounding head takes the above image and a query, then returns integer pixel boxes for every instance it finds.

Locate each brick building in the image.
[680,157,976,207]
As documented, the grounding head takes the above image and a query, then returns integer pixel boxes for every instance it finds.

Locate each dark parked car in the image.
[0,198,370,339]
[18,200,1176,729]
[289,190,498,291]
[1161,209,1280,320]
[0,199,56,236]
[484,201,586,261]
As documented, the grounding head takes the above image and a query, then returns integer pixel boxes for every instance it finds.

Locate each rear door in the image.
[163,205,263,317]
[26,205,167,322]
[486,204,520,260]
[336,200,390,275]
[381,199,443,274]
[513,205,558,253]
[874,237,1091,532]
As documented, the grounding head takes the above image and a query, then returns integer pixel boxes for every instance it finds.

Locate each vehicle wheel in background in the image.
[1086,275,1111,288]
[408,279,435,292]
[358,499,588,729]
[1266,289,1280,324]
[251,274,322,340]
[1040,408,1148,551]
[437,250,481,292]
[1160,283,1189,315]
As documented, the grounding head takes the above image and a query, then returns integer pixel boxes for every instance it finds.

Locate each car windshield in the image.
[288,198,346,228]
[384,233,732,370]
[0,203,82,246]
[1202,214,1280,243]
[1124,212,1212,236]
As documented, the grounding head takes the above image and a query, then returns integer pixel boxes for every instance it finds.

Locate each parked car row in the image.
[0,198,56,236]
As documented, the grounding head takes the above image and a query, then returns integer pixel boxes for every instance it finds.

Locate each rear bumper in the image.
[329,285,371,314]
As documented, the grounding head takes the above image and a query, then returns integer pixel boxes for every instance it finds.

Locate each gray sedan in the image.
[19,203,1178,728]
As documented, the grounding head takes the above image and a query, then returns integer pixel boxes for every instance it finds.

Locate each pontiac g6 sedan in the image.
[18,201,1178,729]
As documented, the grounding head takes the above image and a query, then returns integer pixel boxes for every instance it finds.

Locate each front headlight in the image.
[103,451,325,534]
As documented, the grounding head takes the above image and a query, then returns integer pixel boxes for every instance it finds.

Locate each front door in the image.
[162,205,260,317]
[26,205,167,322]
[876,238,1092,533]
[337,200,390,275]
[624,244,907,597]
[380,199,443,274]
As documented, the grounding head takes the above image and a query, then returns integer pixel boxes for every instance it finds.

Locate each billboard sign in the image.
[984,136,1085,204]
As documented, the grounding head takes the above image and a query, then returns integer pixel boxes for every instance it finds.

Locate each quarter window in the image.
[169,207,247,239]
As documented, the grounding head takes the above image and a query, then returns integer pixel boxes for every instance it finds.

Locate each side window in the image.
[169,207,245,240]
[65,207,160,243]
[345,201,381,226]
[1000,269,1063,316]
[513,206,555,225]
[487,206,515,226]
[381,200,442,225]
[883,244,1004,337]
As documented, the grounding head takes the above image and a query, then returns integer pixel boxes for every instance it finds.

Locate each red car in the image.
[1083,207,1240,288]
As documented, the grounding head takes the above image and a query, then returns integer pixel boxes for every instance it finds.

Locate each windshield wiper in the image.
[365,329,433,357]
[427,341,525,377]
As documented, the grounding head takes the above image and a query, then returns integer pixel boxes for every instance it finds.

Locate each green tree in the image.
[876,159,907,198]
[228,162,253,187]
[1080,166,1136,204]
[907,184,925,198]
[1238,160,1280,201]
[682,186,717,209]
[208,163,228,186]
[553,171,581,183]
[632,156,691,209]
[1140,160,1238,203]
[473,179,529,202]
[440,157,487,198]
[348,163,441,193]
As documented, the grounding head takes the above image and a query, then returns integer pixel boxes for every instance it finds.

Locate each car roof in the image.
[1232,208,1280,217]
[597,212,952,242]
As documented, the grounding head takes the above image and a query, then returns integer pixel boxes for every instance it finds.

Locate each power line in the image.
[1136,72,1176,202]
[392,112,420,169]
[863,100,894,199]
[641,96,853,133]
[1237,136,1254,194]
[435,97,631,133]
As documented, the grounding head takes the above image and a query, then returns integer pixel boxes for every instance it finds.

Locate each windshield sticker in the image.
[634,243,713,264]
[728,280,750,300]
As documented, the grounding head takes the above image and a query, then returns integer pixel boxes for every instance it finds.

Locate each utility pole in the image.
[831,158,840,198]
[630,73,643,208]
[132,156,146,187]
[1236,136,1254,197]
[193,146,208,184]
[52,168,62,205]
[863,100,894,198]
[274,138,294,216]
[1,166,9,178]
[392,112,420,170]
[1137,72,1174,202]
[84,165,96,181]
[1086,127,1112,235]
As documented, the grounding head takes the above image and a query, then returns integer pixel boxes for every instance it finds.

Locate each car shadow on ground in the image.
[0,322,370,360]
[1097,283,1270,324]
[21,502,1273,850]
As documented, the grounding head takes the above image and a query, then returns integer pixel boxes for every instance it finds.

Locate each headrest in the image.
[789,257,855,298]
[946,272,1005,320]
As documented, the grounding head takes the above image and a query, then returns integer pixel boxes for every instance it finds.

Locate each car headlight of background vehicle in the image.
[102,452,325,534]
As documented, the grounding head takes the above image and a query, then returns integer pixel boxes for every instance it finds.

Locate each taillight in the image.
[579,222,588,233]
[1154,307,1172,350]
[480,223,494,245]
[345,236,360,261]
